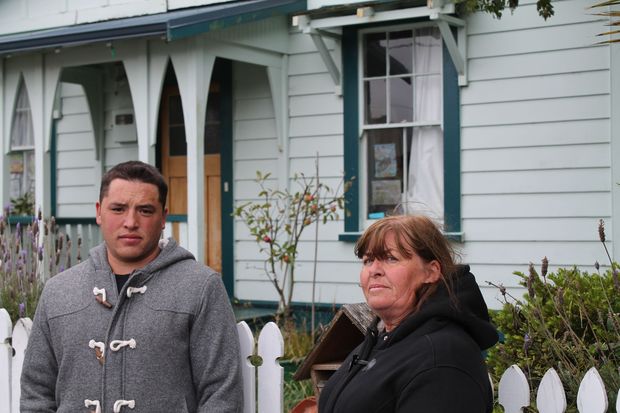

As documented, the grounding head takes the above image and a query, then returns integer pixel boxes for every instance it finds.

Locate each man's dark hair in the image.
[99,160,168,208]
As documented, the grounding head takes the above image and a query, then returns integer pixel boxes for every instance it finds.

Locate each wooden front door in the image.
[160,83,222,272]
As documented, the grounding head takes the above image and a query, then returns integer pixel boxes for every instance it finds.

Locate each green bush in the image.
[486,260,620,412]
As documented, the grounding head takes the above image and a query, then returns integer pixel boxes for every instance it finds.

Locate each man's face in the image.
[96,178,167,274]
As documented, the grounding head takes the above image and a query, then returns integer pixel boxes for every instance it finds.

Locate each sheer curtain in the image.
[406,29,443,223]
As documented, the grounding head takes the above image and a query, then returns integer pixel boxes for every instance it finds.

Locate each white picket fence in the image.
[0,308,285,413]
[497,364,620,413]
[2,306,620,413]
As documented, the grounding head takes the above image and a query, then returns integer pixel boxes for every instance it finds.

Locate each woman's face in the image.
[360,233,441,330]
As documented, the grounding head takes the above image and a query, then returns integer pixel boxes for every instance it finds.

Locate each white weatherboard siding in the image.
[461,0,612,308]
[233,61,280,302]
[284,29,356,305]
[55,83,98,217]
[55,65,138,218]
[233,30,361,305]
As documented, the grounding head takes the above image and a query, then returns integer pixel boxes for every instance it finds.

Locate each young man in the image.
[21,160,242,412]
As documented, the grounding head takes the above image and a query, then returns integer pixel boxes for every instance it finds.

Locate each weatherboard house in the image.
[0,0,614,309]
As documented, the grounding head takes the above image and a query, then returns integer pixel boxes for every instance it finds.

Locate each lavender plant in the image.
[0,209,79,323]
[486,220,620,412]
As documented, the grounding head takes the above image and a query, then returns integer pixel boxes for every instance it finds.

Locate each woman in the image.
[319,215,498,413]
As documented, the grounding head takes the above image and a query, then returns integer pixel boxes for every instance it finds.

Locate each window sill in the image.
[444,232,464,243]
[339,231,464,243]
[338,232,362,242]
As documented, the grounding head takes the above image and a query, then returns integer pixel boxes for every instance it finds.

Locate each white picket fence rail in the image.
[2,307,620,413]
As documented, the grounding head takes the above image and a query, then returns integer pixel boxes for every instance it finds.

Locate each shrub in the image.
[486,255,620,411]
[0,213,78,323]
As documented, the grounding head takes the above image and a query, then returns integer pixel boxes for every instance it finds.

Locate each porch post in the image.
[120,39,159,165]
[171,39,214,261]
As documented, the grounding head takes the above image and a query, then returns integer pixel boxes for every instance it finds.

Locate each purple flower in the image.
[18,302,25,318]
[523,333,533,353]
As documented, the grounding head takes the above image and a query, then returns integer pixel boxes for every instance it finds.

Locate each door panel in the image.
[160,84,222,272]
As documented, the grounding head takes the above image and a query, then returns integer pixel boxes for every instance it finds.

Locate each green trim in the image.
[342,23,462,236]
[220,59,235,298]
[54,217,97,225]
[442,39,461,236]
[168,0,307,40]
[235,298,343,311]
[7,215,35,224]
[338,232,362,242]
[50,119,57,217]
[342,27,359,233]
[166,214,187,222]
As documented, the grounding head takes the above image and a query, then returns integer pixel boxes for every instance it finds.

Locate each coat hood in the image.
[89,237,195,278]
[379,264,498,351]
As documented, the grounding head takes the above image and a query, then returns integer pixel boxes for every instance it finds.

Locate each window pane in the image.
[364,32,387,77]
[365,79,387,124]
[11,85,34,148]
[9,151,34,200]
[388,30,412,75]
[389,77,413,123]
[414,27,442,74]
[204,87,221,155]
[169,125,187,156]
[367,129,404,216]
[24,150,35,196]
[169,94,184,125]
[414,74,442,122]
[205,125,220,154]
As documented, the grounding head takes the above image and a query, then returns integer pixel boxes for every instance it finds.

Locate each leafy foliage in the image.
[457,0,554,20]
[0,212,80,323]
[591,0,620,43]
[486,257,620,411]
[233,170,347,320]
[10,192,35,216]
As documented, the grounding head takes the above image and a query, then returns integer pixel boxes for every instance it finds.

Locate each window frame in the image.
[358,23,444,226]
[339,20,462,242]
[8,81,35,205]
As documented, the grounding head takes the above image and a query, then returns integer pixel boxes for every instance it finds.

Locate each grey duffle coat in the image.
[21,238,243,412]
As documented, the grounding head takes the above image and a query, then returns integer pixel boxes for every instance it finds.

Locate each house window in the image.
[340,22,461,239]
[362,26,443,221]
[9,82,35,209]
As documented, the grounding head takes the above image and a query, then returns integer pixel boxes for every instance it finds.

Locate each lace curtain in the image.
[405,28,443,222]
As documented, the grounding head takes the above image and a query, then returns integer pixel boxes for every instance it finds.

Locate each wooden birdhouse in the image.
[293,303,375,401]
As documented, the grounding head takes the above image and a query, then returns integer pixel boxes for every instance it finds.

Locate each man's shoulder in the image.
[45,259,94,289]
[160,258,220,285]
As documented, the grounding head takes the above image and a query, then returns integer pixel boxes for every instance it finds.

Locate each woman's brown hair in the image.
[354,215,457,313]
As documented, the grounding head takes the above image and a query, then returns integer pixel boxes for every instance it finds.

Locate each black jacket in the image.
[319,265,498,413]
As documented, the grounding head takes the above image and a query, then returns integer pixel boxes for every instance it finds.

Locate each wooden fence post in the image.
[0,309,12,412]
[257,322,283,413]
[576,367,607,413]
[237,321,256,413]
[11,318,32,413]
[536,368,566,413]
[498,364,530,413]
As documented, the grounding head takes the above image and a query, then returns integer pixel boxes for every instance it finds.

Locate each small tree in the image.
[233,170,347,321]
